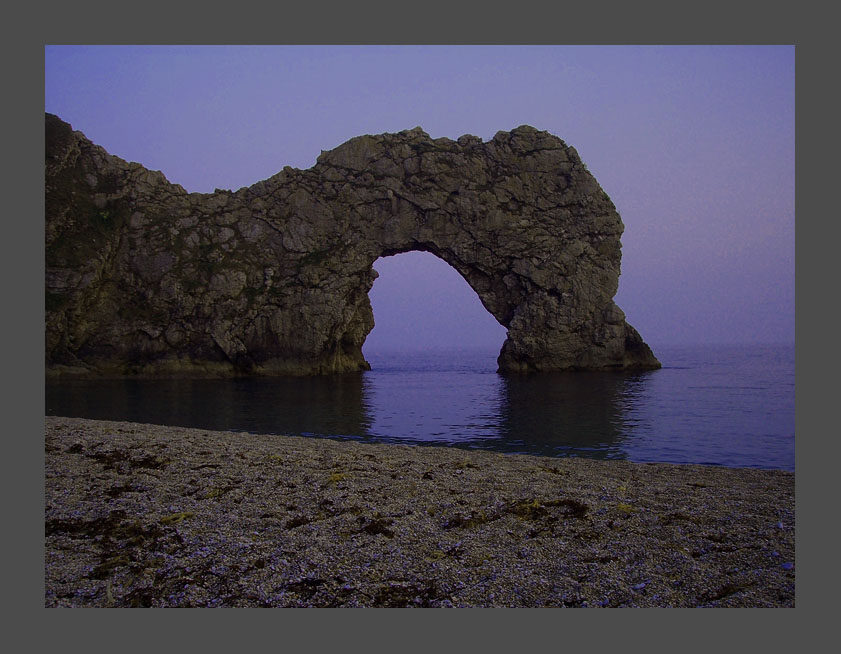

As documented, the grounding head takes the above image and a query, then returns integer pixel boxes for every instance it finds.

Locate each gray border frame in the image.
[15,0,825,643]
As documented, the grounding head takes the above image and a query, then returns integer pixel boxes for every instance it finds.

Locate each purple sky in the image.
[44,45,794,352]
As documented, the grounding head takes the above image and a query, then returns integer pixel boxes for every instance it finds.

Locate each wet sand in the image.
[45,416,795,607]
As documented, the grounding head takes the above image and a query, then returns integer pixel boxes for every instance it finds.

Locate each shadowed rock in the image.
[45,113,659,376]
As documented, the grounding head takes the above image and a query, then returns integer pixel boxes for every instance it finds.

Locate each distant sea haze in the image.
[46,344,794,471]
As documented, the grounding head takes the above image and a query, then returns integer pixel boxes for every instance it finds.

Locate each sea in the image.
[45,344,795,471]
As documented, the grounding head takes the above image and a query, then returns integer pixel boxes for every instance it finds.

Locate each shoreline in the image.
[45,416,795,607]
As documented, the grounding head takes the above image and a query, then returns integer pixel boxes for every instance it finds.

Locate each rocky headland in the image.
[45,114,659,376]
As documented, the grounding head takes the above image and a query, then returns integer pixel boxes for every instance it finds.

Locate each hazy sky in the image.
[44,45,794,352]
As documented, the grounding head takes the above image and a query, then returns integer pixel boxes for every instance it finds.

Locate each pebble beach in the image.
[44,416,795,607]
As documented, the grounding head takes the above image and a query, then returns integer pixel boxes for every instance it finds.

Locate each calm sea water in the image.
[45,344,795,471]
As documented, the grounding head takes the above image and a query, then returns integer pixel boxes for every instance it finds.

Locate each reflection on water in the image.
[493,371,653,459]
[45,356,644,460]
[45,345,795,470]
[46,375,372,440]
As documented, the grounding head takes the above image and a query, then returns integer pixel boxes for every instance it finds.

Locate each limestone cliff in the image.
[45,113,659,376]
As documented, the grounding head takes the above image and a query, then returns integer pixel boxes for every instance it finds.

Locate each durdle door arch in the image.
[45,113,660,377]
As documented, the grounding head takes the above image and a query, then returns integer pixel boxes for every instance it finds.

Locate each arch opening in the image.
[362,250,508,360]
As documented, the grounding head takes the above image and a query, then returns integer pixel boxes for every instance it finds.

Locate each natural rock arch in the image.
[45,113,659,376]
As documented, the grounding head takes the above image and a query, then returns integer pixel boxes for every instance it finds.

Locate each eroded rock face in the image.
[45,113,659,376]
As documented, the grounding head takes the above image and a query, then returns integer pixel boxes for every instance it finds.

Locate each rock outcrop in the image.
[45,113,660,376]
